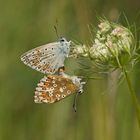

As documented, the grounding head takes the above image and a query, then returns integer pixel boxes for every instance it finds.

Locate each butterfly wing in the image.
[21,42,67,74]
[34,75,79,103]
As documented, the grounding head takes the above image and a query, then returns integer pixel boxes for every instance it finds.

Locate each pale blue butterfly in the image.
[20,37,71,74]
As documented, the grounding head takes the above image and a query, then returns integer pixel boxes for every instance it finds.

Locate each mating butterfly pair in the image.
[21,37,85,107]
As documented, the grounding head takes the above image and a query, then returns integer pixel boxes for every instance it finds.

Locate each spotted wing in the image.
[34,75,79,103]
[20,42,65,74]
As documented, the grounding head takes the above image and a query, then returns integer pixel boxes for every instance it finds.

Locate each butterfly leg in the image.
[73,91,81,112]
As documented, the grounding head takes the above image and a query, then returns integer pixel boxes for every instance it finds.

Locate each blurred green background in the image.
[0,0,140,140]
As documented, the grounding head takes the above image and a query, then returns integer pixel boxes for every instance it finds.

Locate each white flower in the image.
[111,27,124,36]
[70,19,135,69]
[71,44,88,57]
[98,21,111,33]
[89,20,134,67]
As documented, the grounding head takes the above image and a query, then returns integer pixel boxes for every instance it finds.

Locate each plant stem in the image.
[123,68,140,128]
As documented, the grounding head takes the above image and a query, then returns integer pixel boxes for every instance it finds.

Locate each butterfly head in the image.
[59,37,71,46]
[58,37,71,57]
[59,37,67,42]
[70,76,86,93]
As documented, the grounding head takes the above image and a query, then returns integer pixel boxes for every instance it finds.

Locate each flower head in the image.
[70,44,89,58]
[70,19,137,71]
[98,21,111,33]
[89,20,134,68]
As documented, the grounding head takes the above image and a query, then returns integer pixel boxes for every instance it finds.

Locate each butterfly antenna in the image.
[73,91,80,112]
[54,19,60,38]
[54,25,59,38]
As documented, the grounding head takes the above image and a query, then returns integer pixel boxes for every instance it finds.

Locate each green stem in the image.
[123,68,140,128]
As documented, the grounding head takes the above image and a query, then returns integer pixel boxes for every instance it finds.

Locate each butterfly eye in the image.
[60,39,65,42]
[60,37,66,42]
[78,89,83,94]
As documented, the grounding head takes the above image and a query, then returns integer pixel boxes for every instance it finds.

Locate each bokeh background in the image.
[0,0,140,140]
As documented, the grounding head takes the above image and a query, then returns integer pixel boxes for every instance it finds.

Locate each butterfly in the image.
[20,37,71,74]
[34,73,85,104]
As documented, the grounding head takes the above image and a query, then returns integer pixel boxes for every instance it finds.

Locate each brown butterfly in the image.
[34,74,85,105]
